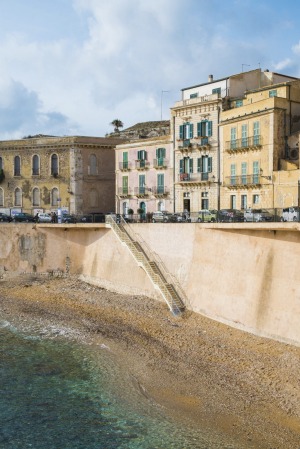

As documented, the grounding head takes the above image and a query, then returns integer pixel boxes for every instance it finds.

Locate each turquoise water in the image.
[0,320,248,449]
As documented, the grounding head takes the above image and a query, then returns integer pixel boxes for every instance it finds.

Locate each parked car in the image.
[0,213,12,222]
[152,211,170,223]
[13,212,36,222]
[217,209,245,223]
[62,213,77,223]
[197,209,218,223]
[244,208,273,222]
[281,206,300,222]
[36,213,52,223]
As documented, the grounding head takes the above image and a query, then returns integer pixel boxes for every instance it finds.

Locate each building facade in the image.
[170,69,298,214]
[220,78,300,209]
[115,135,173,217]
[0,135,123,216]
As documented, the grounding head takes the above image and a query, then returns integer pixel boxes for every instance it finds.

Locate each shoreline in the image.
[1,274,300,448]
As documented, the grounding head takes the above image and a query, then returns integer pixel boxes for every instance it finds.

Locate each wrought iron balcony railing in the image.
[225,135,262,152]
[153,158,169,168]
[224,174,261,187]
[135,160,150,170]
[134,186,151,196]
[119,161,132,171]
[178,172,212,182]
[152,186,170,196]
[118,187,134,197]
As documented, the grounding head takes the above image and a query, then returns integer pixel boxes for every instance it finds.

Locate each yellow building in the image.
[220,78,300,210]
[0,135,123,216]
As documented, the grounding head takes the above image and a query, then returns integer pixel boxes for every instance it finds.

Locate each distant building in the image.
[0,135,125,216]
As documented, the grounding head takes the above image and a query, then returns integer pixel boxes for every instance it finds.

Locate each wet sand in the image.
[1,274,300,448]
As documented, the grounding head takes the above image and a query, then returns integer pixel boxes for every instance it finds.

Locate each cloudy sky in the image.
[1,0,300,139]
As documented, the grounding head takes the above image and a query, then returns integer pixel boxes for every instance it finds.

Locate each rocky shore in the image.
[1,274,300,448]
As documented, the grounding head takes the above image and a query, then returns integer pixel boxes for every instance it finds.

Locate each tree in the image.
[110,119,124,133]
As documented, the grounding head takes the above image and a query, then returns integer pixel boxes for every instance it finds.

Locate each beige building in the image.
[0,135,123,216]
[115,134,174,217]
[220,77,300,210]
[171,69,297,215]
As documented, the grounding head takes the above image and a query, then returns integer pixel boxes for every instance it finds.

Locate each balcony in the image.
[152,186,170,197]
[153,158,168,169]
[173,92,220,109]
[118,187,133,198]
[225,136,262,153]
[177,172,212,185]
[119,161,132,171]
[224,174,262,189]
[134,187,151,197]
[135,160,150,170]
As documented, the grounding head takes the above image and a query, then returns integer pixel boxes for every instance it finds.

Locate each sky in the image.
[1,0,300,139]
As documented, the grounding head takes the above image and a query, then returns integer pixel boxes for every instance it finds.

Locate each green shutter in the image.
[189,159,193,173]
[179,125,184,139]
[197,158,201,172]
[180,159,184,173]
[207,121,212,137]
[208,157,212,172]
[189,124,194,138]
[137,150,141,160]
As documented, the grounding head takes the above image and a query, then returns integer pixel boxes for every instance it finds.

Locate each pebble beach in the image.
[1,274,300,449]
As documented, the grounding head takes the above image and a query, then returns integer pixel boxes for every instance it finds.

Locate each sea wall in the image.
[0,222,299,346]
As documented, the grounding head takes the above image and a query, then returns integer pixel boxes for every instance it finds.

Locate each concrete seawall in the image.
[0,222,299,346]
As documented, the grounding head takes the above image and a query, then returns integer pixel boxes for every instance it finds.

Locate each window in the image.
[179,122,193,145]
[269,89,277,98]
[190,93,198,99]
[230,164,236,185]
[51,154,58,176]
[122,152,128,169]
[156,147,166,166]
[89,154,97,175]
[253,194,259,205]
[137,150,147,168]
[139,174,145,194]
[32,187,40,206]
[230,127,237,150]
[197,120,212,138]
[241,162,247,184]
[14,156,21,176]
[201,192,209,209]
[241,195,247,209]
[0,157,3,170]
[253,161,259,183]
[230,195,236,209]
[51,187,59,206]
[14,187,22,206]
[236,99,243,107]
[157,174,164,194]
[198,156,212,180]
[32,155,39,176]
[180,157,193,176]
[253,121,260,145]
[241,124,248,147]
[212,87,221,95]
[89,189,98,208]
[0,188,3,206]
[122,176,128,194]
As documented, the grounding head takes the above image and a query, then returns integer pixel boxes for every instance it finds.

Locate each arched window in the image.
[51,154,58,176]
[89,154,97,175]
[14,187,22,206]
[0,157,3,170]
[32,155,40,176]
[89,189,98,208]
[14,156,21,176]
[51,187,59,206]
[32,187,40,206]
[0,188,4,207]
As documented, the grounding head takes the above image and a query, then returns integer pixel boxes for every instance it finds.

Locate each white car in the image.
[37,213,52,223]
[281,207,300,222]
[152,211,170,222]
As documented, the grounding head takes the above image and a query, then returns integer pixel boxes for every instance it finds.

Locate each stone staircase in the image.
[106,216,186,316]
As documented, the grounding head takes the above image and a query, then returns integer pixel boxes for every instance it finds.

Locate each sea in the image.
[0,319,251,449]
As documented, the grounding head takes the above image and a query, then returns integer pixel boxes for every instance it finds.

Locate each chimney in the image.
[208,74,213,83]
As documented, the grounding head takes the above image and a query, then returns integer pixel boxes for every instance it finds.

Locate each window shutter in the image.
[189,124,194,138]
[189,159,194,173]
[208,157,212,172]
[137,150,141,160]
[179,125,184,139]
[197,158,201,172]
[180,159,184,174]
[207,121,212,137]
[197,122,201,137]
[198,158,203,172]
